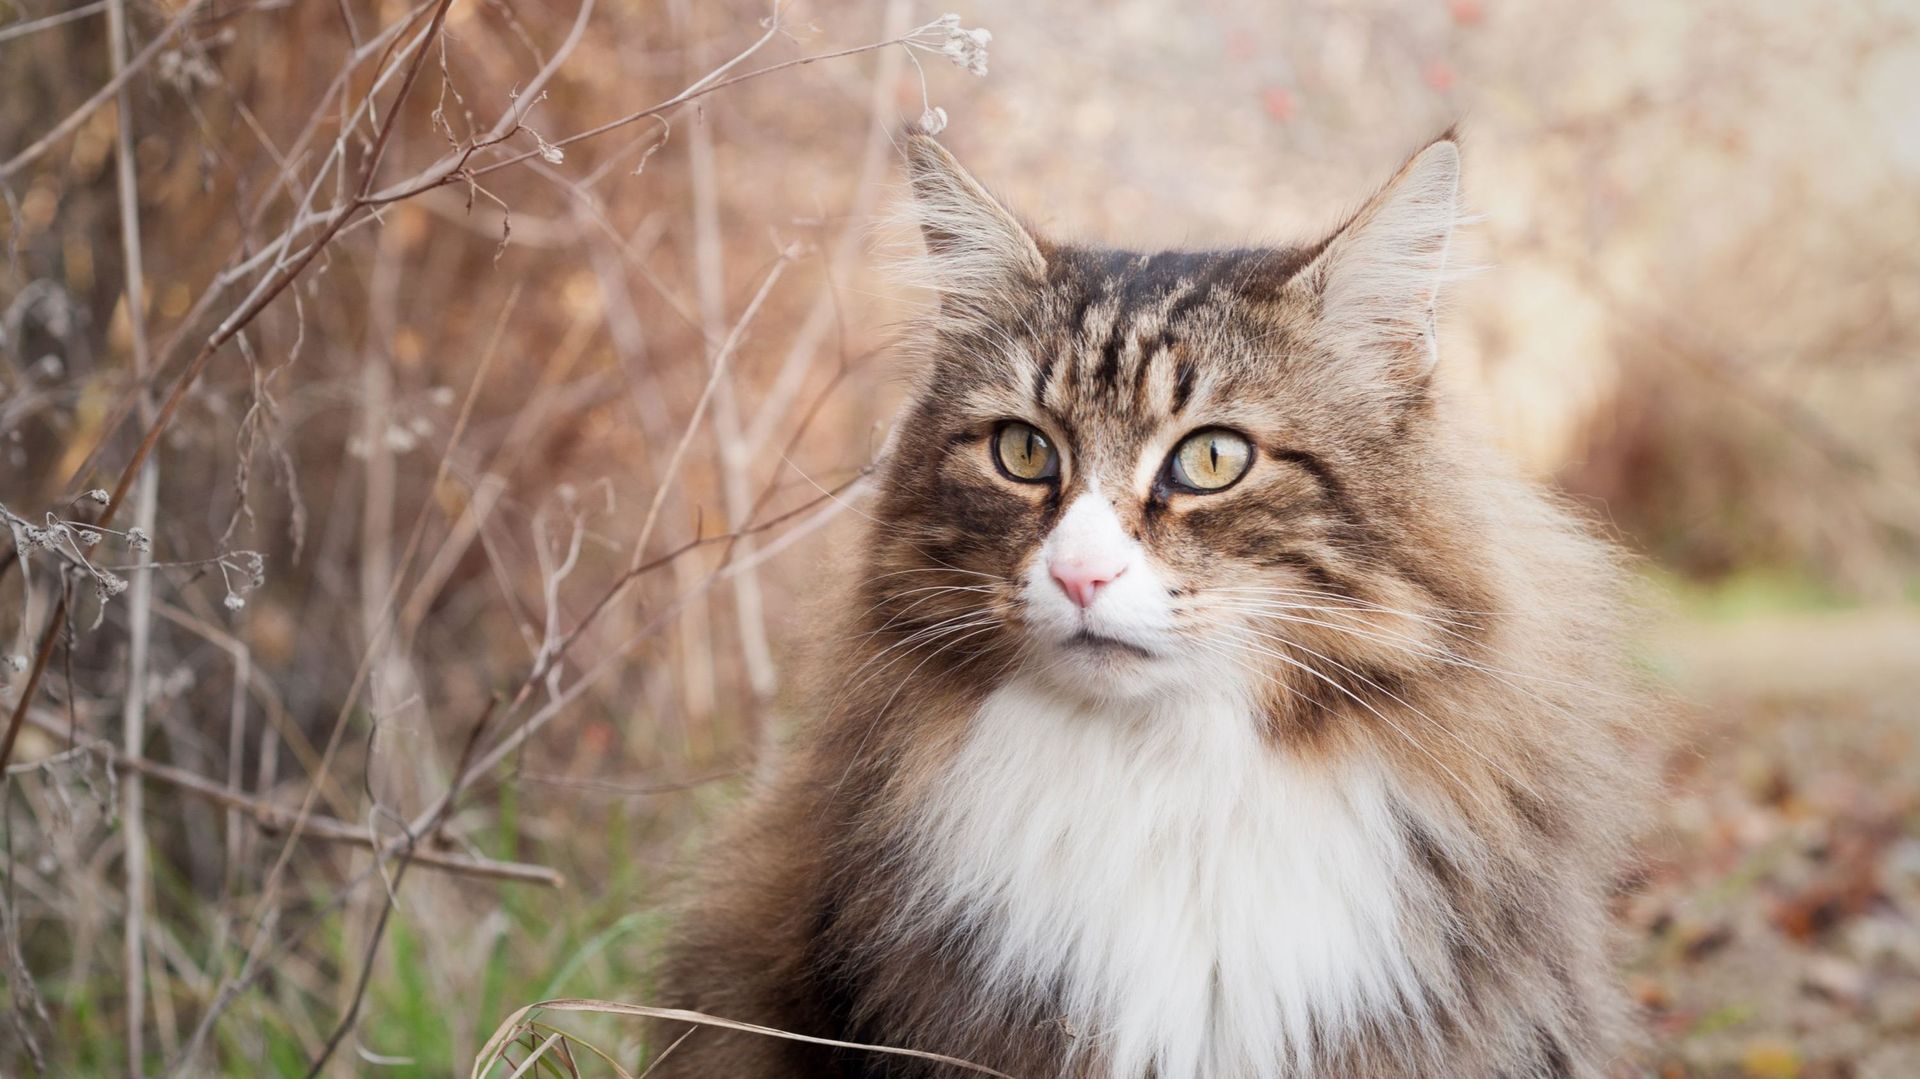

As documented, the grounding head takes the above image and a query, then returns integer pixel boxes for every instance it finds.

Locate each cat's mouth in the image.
[1064,629,1156,659]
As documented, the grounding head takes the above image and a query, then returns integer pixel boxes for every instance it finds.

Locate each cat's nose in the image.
[1050,556,1127,609]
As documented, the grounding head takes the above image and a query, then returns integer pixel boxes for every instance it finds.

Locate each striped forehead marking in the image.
[1031,258,1228,416]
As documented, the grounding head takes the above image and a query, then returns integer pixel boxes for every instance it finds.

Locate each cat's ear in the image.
[1292,133,1461,373]
[901,131,1047,300]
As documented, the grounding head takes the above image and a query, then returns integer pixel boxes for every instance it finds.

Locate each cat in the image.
[648,129,1652,1078]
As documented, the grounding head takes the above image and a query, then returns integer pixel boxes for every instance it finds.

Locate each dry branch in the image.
[0,0,215,181]
[474,998,1015,1079]
[1,3,960,1072]
[16,710,563,888]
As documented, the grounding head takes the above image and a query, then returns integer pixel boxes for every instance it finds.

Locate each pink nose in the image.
[1050,557,1127,609]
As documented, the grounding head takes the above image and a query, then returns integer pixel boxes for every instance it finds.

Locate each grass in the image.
[1646,564,1919,624]
[15,757,695,1076]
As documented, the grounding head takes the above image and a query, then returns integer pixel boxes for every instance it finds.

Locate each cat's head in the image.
[864,132,1490,718]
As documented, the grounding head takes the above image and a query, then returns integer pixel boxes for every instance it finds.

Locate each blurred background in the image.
[2,0,1917,1074]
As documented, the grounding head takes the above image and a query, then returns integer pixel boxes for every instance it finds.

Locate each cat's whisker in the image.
[1199,585,1491,629]
[1215,592,1640,709]
[841,613,1001,693]
[827,619,998,730]
[849,585,1002,637]
[1207,603,1477,666]
[860,583,998,616]
[828,620,1006,796]
[832,620,997,702]
[1202,597,1631,707]
[1217,606,1549,696]
[1184,637,1315,712]
[1202,600,1515,674]
[1201,593,1481,631]
[1222,629,1507,818]
[863,565,1006,585]
[1207,605,1571,701]
[1201,585,1626,683]
[1201,593,1497,653]
[833,574,1007,641]
[1211,604,1614,732]
[1225,627,1547,804]
[869,623,1001,724]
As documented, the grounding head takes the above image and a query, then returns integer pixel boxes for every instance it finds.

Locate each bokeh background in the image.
[3,0,1918,1074]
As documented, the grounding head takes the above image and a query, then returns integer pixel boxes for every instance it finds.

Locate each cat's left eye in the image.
[1167,429,1254,493]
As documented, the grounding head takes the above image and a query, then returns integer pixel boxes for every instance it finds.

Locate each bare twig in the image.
[0,0,108,45]
[104,0,162,1067]
[473,999,1014,1079]
[179,234,501,1065]
[683,57,778,710]
[3,6,935,1073]
[0,0,464,775]
[0,0,216,181]
[225,9,942,269]
[414,464,873,827]
[16,711,562,888]
[515,768,739,799]
[627,252,792,576]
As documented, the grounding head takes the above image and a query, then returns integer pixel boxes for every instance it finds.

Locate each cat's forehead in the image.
[951,244,1323,440]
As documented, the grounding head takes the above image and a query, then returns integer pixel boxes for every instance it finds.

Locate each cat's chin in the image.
[1022,635,1196,704]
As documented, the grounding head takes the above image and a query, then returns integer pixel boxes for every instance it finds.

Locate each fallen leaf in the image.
[1739,1037,1801,1079]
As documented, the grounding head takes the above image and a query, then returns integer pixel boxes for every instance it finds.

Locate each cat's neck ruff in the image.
[899,672,1426,1079]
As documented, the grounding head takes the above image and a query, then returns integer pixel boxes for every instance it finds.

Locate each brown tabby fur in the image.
[648,131,1654,1078]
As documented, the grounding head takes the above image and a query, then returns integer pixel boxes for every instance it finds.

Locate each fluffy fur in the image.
[649,131,1653,1078]
[899,675,1424,1078]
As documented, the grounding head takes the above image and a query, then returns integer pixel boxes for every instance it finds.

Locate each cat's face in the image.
[865,134,1472,709]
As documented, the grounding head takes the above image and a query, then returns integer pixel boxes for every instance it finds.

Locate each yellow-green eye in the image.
[993,421,1060,483]
[1169,429,1254,492]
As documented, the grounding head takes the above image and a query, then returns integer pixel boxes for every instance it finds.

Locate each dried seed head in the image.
[224,593,246,612]
[127,527,151,552]
[230,551,268,593]
[936,16,992,77]
[85,489,111,506]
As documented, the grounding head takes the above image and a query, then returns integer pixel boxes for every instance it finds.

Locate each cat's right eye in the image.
[992,422,1060,483]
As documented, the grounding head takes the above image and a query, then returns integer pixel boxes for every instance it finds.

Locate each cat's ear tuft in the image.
[901,131,1046,300]
[1295,133,1462,373]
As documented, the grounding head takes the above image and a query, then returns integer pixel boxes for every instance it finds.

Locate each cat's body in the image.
[652,133,1650,1078]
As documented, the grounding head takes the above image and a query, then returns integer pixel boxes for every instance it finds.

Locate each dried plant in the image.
[1,1,995,1072]
[2,0,1915,1075]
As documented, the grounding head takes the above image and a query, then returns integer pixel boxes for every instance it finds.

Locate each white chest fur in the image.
[899,677,1423,1079]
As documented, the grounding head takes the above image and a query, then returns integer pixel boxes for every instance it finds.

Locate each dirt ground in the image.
[1633,607,1920,1077]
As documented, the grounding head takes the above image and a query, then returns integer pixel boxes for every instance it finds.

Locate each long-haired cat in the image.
[650,130,1650,1078]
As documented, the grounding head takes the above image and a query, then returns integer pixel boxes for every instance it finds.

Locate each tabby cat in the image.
[650,130,1650,1078]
